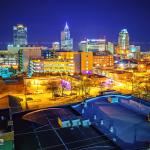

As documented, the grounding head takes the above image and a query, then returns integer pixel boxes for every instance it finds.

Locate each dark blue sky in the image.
[0,0,150,51]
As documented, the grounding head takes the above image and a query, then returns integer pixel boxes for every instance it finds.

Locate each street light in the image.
[23,78,27,109]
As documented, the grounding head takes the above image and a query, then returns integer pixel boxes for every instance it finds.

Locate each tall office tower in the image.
[13,24,28,46]
[107,42,114,54]
[118,29,129,50]
[61,22,73,51]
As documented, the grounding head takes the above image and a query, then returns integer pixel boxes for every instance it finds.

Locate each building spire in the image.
[64,22,69,31]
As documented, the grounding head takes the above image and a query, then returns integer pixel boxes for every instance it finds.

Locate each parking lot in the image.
[72,94,150,149]
[13,108,118,150]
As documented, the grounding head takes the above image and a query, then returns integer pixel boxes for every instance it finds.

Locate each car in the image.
[26,97,33,101]
[34,90,43,94]
[70,93,77,96]
[54,93,61,97]
[33,99,41,102]
[26,92,32,95]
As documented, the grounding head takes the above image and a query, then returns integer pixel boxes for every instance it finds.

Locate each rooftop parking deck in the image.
[72,94,150,149]
[13,107,119,150]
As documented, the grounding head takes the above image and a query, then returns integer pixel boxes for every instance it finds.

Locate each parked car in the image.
[34,90,43,94]
[70,93,77,96]
[26,92,32,95]
[54,93,61,97]
[26,97,33,101]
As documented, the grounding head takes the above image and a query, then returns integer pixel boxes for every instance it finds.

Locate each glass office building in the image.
[13,24,28,46]
[61,22,73,51]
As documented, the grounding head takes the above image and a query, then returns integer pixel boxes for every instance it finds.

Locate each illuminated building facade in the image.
[116,29,142,60]
[56,51,93,74]
[80,52,93,74]
[138,53,150,72]
[137,63,147,72]
[128,45,141,60]
[18,47,43,72]
[0,55,17,65]
[107,42,114,54]
[0,57,18,69]
[7,45,21,54]
[52,42,60,50]
[28,58,75,77]
[56,51,81,74]
[115,47,130,59]
[0,67,14,78]
[13,24,28,46]
[118,29,129,50]
[61,23,73,51]
[0,51,18,70]
[41,49,57,59]
[116,29,130,58]
[27,51,94,76]
[79,40,87,52]
[93,51,114,74]
[56,51,78,60]
[107,70,133,82]
[141,52,150,61]
[115,59,138,69]
[79,39,107,52]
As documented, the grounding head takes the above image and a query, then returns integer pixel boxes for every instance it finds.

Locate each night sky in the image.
[0,0,150,51]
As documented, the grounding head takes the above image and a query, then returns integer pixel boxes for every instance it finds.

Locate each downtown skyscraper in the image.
[118,29,129,50]
[61,22,73,51]
[13,24,28,47]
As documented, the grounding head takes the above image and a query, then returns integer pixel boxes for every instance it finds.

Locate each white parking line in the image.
[34,124,49,131]
[32,123,43,150]
[46,116,69,150]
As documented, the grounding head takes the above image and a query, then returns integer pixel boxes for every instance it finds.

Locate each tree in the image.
[81,77,92,96]
[131,75,150,100]
[142,76,150,100]
[47,81,60,98]
[99,82,105,93]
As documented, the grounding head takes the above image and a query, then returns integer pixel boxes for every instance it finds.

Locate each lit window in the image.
[100,120,104,125]
[109,126,114,133]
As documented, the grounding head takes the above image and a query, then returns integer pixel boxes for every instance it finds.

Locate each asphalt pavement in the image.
[13,107,119,150]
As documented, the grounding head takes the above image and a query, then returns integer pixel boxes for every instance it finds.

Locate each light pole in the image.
[24,78,27,109]
[131,70,135,95]
[70,77,73,95]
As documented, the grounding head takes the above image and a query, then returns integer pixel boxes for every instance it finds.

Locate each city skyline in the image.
[0,0,150,51]
[0,1,150,149]
[0,22,147,51]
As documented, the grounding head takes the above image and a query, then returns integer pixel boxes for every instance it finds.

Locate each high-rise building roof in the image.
[64,22,69,31]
